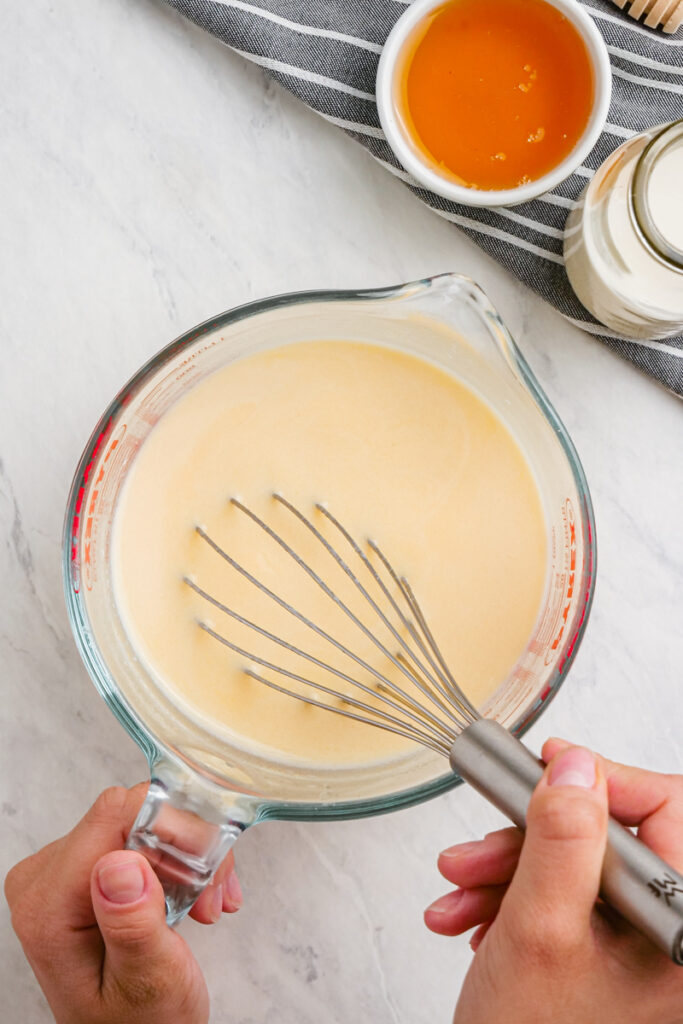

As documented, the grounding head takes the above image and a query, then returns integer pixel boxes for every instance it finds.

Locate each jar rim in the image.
[631,119,683,272]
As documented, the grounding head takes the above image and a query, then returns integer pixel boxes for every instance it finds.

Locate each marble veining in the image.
[1,2,682,1022]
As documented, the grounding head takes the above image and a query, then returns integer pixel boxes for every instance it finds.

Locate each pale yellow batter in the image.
[112,340,547,766]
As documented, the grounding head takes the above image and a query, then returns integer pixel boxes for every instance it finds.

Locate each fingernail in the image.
[98,859,145,904]
[439,841,480,860]
[222,869,243,910]
[549,747,596,789]
[425,890,462,916]
[211,884,223,922]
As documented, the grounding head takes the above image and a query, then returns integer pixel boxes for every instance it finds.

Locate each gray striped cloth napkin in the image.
[164,0,683,395]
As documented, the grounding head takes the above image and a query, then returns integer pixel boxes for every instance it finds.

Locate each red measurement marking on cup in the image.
[524,498,578,669]
[484,497,590,724]
[71,422,126,593]
[547,499,577,659]
[70,419,113,593]
[70,334,219,592]
[556,506,594,679]
[83,430,126,591]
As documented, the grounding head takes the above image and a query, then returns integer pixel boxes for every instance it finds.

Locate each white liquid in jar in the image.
[564,121,683,340]
[648,139,683,255]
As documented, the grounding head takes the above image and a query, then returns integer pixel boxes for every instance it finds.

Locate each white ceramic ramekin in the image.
[376,0,612,208]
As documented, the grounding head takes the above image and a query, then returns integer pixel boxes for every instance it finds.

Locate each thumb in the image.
[91,851,181,996]
[500,746,608,950]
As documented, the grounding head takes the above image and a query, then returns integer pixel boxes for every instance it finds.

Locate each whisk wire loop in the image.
[311,502,474,727]
[368,540,479,724]
[188,496,480,750]
[269,495,468,731]
[228,499,464,733]
[243,669,453,757]
[185,576,454,749]
[188,534,452,740]
[401,579,479,721]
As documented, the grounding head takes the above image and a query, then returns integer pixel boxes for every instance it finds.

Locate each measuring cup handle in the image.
[126,758,255,926]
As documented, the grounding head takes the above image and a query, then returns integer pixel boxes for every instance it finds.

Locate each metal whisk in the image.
[186,495,683,964]
[186,493,479,758]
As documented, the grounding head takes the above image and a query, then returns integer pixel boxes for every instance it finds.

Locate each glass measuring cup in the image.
[63,274,596,924]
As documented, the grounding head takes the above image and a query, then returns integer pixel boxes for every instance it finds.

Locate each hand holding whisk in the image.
[185,494,683,963]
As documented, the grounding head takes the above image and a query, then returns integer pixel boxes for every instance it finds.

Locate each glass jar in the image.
[564,119,683,340]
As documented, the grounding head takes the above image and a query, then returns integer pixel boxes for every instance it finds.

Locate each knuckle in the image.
[511,911,584,967]
[5,865,41,947]
[4,851,42,908]
[663,772,683,793]
[127,781,149,810]
[10,896,48,951]
[103,917,155,951]
[88,786,131,825]
[530,790,605,842]
[4,861,25,908]
[8,900,33,945]
[6,851,68,961]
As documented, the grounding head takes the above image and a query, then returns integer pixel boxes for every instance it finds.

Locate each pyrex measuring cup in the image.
[63,274,595,924]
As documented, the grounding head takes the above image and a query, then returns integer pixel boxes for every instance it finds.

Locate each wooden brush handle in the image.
[611,0,683,35]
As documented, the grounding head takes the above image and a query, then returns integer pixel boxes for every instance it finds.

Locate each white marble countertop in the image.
[2,3,683,1022]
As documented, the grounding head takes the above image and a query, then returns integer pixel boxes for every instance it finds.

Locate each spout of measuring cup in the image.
[126,757,259,926]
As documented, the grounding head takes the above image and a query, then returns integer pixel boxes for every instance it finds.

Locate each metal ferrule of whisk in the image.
[186,494,683,965]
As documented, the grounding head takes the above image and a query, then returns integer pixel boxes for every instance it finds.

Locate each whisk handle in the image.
[449,719,683,965]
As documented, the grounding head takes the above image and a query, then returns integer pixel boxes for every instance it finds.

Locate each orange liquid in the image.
[401,0,594,190]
